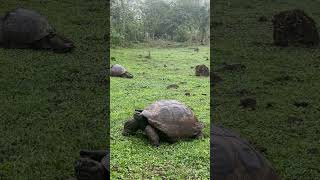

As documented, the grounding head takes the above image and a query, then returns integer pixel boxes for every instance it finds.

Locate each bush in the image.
[175,26,191,42]
[111,29,125,46]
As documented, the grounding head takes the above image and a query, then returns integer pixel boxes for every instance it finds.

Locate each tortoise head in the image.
[48,34,74,53]
[122,72,133,78]
[122,118,140,136]
[133,110,149,129]
[133,109,144,120]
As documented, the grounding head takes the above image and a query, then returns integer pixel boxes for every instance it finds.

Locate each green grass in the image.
[0,1,108,179]
[110,47,210,179]
[213,0,320,179]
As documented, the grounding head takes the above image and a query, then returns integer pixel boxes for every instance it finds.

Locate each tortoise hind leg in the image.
[144,125,160,146]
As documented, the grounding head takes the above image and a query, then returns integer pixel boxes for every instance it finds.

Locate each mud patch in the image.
[166,84,179,89]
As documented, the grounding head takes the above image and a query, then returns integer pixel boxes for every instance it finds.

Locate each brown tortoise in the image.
[211,125,280,180]
[110,64,133,78]
[0,8,74,52]
[123,100,204,146]
[272,9,319,46]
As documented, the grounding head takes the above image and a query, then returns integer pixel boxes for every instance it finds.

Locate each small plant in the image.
[145,51,151,59]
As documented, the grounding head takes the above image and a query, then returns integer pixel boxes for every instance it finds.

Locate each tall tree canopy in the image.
[111,0,210,46]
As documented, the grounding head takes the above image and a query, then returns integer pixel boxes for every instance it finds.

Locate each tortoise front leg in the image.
[144,125,160,146]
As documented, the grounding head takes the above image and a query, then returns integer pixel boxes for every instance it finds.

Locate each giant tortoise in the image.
[74,150,109,180]
[272,9,319,46]
[110,64,133,78]
[0,8,74,52]
[123,100,204,146]
[211,125,280,180]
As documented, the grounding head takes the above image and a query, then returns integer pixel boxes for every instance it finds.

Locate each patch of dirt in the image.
[266,102,274,109]
[287,115,303,126]
[258,15,268,22]
[166,84,179,89]
[293,101,309,108]
[217,63,246,72]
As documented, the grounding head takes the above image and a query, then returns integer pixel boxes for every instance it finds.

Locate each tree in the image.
[111,0,210,46]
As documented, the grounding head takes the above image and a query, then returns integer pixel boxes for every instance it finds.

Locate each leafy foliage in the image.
[111,0,210,46]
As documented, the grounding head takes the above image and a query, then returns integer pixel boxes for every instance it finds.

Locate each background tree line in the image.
[111,0,210,46]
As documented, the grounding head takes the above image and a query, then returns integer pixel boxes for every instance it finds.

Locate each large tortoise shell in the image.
[110,64,127,76]
[2,8,55,44]
[141,100,203,141]
[211,126,280,180]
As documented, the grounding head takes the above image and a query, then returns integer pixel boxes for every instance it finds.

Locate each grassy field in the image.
[213,0,320,179]
[0,1,108,179]
[110,46,210,179]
